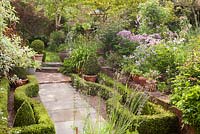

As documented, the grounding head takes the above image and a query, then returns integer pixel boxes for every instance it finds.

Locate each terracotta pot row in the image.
[131,75,157,91]
[83,74,97,82]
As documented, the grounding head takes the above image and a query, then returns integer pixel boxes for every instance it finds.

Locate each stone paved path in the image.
[36,72,104,134]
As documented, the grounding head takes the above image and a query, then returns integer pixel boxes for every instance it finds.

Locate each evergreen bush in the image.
[30,40,45,54]
[13,101,36,127]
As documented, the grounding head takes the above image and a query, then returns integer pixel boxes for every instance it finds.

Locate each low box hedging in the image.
[99,73,134,101]
[0,78,9,134]
[13,101,36,127]
[107,98,179,134]
[71,74,121,100]
[71,74,179,134]
[10,75,55,134]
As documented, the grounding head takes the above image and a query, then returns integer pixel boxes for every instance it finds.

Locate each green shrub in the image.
[60,59,75,74]
[0,78,9,130]
[11,67,27,79]
[71,74,121,100]
[98,73,132,100]
[44,51,60,62]
[71,73,179,134]
[138,0,175,34]
[13,101,36,127]
[12,75,55,134]
[107,98,179,134]
[106,52,123,69]
[114,38,139,56]
[83,55,100,75]
[62,45,96,74]
[98,22,123,52]
[30,39,45,54]
[47,30,65,51]
[171,49,200,129]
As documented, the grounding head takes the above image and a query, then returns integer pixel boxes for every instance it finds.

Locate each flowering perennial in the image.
[117,30,161,46]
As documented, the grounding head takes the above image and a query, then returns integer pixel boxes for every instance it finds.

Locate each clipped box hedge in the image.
[98,73,134,101]
[10,75,55,134]
[107,98,179,134]
[71,74,121,100]
[0,78,9,134]
[71,74,179,134]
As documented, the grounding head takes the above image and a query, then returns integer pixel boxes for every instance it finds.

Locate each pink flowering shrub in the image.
[117,30,161,46]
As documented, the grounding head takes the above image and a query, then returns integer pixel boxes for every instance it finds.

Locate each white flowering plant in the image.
[0,0,36,77]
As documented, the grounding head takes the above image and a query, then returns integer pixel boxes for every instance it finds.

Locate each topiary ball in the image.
[30,39,44,54]
[13,101,36,127]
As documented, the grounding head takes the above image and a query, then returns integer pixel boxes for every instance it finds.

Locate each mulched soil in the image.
[8,88,15,127]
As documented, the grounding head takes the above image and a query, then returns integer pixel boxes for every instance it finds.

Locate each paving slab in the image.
[35,72,71,84]
[36,72,104,134]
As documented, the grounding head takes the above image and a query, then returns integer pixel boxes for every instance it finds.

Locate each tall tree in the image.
[39,0,81,30]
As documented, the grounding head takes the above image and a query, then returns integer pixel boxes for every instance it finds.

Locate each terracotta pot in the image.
[132,75,148,86]
[138,76,148,86]
[59,51,70,62]
[34,54,43,62]
[131,75,140,83]
[15,79,28,87]
[83,74,97,82]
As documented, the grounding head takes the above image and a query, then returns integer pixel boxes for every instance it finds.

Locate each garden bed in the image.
[71,74,179,134]
[0,76,55,134]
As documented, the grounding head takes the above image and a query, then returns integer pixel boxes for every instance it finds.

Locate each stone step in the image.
[42,62,63,67]
[37,67,59,73]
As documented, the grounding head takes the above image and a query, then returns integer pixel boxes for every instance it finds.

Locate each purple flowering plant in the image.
[117,30,161,46]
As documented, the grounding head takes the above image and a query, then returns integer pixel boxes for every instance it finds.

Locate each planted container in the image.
[82,55,100,82]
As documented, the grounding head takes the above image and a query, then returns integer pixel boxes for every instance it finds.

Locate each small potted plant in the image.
[29,39,45,62]
[82,55,100,82]
[131,67,142,81]
[27,60,41,75]
[58,46,71,62]
[122,63,142,82]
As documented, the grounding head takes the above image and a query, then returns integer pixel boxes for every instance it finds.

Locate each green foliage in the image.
[12,75,55,134]
[171,49,200,128]
[13,101,36,127]
[114,38,139,56]
[175,85,200,128]
[71,73,178,134]
[44,51,61,62]
[0,1,36,77]
[60,59,75,74]
[83,55,100,75]
[62,45,96,74]
[30,39,45,54]
[138,0,175,34]
[157,82,168,92]
[71,74,120,100]
[122,62,142,76]
[147,44,177,75]
[98,22,123,52]
[0,78,9,128]
[107,99,178,134]
[11,0,51,40]
[47,30,65,51]
[11,67,28,79]
[106,52,123,69]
